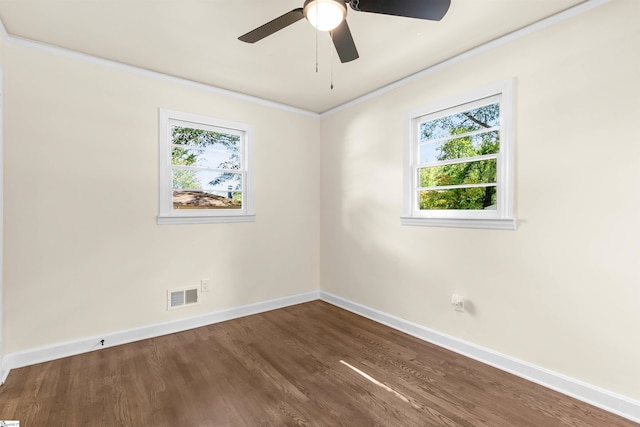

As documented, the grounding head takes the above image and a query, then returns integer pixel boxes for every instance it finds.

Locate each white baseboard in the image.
[2,289,638,424]
[0,358,6,385]
[1,290,320,383]
[319,291,640,424]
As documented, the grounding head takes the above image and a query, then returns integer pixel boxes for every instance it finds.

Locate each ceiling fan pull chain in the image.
[330,31,334,89]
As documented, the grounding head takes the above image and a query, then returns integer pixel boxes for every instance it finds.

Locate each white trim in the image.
[157,214,256,225]
[0,1,610,117]
[418,152,498,170]
[1,290,638,423]
[321,0,613,116]
[1,290,320,378]
[0,17,8,41]
[319,291,640,424]
[157,108,255,224]
[400,216,516,230]
[402,79,515,229]
[419,125,501,149]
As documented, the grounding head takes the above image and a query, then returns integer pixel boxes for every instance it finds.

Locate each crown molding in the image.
[0,18,8,41]
[320,0,613,116]
[0,19,318,118]
[0,0,611,118]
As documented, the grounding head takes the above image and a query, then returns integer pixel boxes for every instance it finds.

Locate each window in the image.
[402,80,515,230]
[157,109,254,224]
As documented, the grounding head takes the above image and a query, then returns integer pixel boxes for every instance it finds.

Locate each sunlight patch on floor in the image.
[340,360,417,407]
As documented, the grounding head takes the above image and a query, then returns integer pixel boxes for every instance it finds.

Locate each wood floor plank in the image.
[0,301,636,426]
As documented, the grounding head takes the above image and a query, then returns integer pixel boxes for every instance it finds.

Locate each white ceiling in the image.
[0,0,587,113]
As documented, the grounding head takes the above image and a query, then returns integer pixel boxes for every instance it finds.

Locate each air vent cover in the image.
[168,287,199,310]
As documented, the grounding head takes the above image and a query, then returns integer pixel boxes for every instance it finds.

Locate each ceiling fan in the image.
[238,0,451,63]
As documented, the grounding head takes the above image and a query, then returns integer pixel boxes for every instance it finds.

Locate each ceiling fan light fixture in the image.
[303,0,347,32]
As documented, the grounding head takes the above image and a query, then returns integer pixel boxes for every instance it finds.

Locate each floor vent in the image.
[167,287,199,310]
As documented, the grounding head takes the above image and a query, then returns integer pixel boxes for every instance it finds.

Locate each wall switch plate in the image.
[201,279,210,293]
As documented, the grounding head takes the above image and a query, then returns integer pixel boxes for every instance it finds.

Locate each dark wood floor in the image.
[0,301,635,426]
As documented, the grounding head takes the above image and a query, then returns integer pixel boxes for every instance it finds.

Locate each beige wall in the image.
[2,0,639,405]
[320,0,640,399]
[3,43,320,353]
[0,39,4,364]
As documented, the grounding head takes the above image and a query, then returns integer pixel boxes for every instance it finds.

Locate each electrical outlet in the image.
[201,279,210,293]
[451,294,464,312]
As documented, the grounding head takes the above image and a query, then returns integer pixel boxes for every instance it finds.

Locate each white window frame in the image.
[402,80,516,230]
[157,109,255,225]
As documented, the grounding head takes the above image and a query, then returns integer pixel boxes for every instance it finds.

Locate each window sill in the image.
[157,214,256,225]
[400,216,516,230]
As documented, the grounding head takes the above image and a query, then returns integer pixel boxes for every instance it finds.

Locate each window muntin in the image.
[158,110,254,224]
[403,81,514,229]
[419,130,500,163]
[417,99,499,212]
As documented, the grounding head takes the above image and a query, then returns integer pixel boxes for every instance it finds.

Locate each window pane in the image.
[420,102,500,143]
[419,187,497,210]
[173,190,242,210]
[171,146,240,170]
[171,125,240,151]
[419,159,497,187]
[419,130,499,163]
[172,170,242,191]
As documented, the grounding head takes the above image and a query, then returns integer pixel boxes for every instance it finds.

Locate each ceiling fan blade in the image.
[348,0,451,21]
[239,8,304,43]
[331,20,359,63]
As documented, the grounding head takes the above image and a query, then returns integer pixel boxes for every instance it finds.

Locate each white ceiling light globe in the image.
[304,0,347,32]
